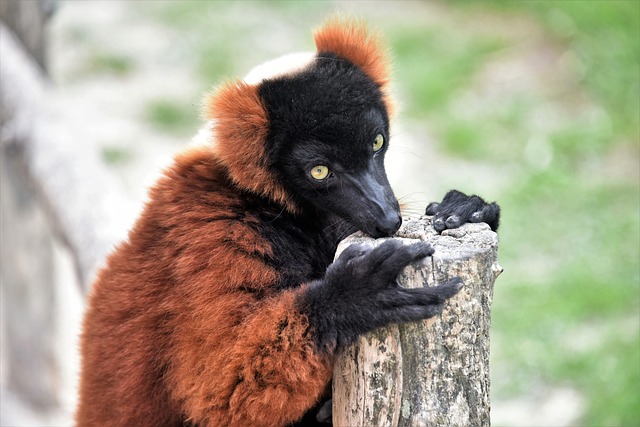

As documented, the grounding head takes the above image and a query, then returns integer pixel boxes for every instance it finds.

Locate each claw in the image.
[470,211,483,222]
[445,214,461,229]
[410,241,435,259]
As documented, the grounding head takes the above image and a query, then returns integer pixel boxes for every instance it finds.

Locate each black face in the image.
[259,53,401,238]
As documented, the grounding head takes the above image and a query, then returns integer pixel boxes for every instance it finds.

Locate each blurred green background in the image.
[50,0,639,425]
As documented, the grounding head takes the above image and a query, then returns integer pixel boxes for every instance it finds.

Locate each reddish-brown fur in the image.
[77,18,388,426]
[314,18,393,114]
[77,147,332,426]
[205,81,299,215]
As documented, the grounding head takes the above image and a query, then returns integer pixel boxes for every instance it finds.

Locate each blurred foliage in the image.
[87,52,134,76]
[480,0,640,140]
[145,99,200,136]
[391,27,506,117]
[128,1,639,425]
[448,2,640,425]
[101,146,132,165]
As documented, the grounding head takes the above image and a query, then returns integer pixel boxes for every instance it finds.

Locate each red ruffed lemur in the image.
[77,18,500,427]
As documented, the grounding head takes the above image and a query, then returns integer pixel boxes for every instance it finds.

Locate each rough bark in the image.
[333,216,501,427]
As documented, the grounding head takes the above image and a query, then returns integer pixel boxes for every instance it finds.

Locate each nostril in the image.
[373,226,392,238]
[374,215,402,238]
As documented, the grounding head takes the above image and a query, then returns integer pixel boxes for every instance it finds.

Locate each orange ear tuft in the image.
[203,81,298,214]
[314,17,391,91]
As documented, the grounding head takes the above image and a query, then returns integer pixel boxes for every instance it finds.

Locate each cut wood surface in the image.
[333,216,501,427]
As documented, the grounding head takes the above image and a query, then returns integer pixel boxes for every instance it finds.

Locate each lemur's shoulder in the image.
[115,145,276,289]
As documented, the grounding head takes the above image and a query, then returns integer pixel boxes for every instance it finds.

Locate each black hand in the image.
[301,240,463,351]
[426,189,500,233]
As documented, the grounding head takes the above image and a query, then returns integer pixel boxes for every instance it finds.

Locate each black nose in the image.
[374,213,402,237]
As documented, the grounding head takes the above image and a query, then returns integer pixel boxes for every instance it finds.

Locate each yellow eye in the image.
[373,134,384,152]
[310,165,329,180]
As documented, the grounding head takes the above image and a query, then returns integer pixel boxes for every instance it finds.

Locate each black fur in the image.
[301,240,463,351]
[245,197,464,356]
[426,190,501,233]
[254,53,464,354]
[259,53,401,239]
[247,193,353,290]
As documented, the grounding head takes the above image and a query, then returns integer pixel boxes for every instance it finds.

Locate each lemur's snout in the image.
[373,210,402,237]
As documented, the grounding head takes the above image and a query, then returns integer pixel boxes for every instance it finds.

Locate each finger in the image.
[430,191,472,232]
[439,195,485,231]
[469,210,484,223]
[477,202,500,231]
[376,287,445,308]
[337,242,371,264]
[434,277,464,299]
[433,214,447,233]
[363,239,405,267]
[425,201,440,215]
[377,278,462,308]
[444,214,463,229]
[377,242,435,283]
[316,399,332,424]
[375,303,447,326]
[427,190,471,216]
[450,195,485,222]
[469,202,499,224]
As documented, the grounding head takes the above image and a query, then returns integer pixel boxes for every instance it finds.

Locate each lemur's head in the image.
[205,18,401,238]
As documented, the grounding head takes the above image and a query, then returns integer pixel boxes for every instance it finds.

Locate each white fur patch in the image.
[190,120,215,147]
[243,52,315,85]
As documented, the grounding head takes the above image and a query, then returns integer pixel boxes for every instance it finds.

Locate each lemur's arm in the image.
[168,240,461,427]
[219,289,332,427]
[426,190,500,233]
[164,250,327,426]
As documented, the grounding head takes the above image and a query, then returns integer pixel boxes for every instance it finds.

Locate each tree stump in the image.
[332,216,501,427]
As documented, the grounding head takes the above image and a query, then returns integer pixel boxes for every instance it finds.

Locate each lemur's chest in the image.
[257,212,354,289]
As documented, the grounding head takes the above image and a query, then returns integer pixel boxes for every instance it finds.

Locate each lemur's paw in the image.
[426,190,500,233]
[304,240,446,349]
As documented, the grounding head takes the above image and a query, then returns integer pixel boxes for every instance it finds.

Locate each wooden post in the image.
[332,216,501,427]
